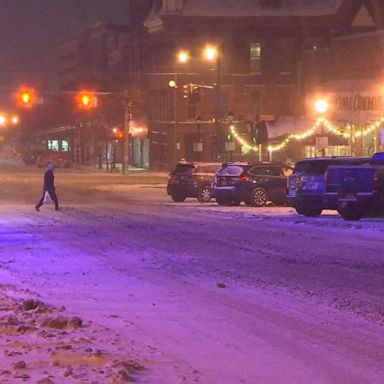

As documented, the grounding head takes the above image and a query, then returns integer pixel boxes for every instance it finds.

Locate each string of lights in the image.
[228,117,384,153]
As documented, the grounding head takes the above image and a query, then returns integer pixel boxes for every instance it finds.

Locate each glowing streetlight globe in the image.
[168,80,177,88]
[177,51,190,64]
[203,46,218,61]
[314,99,328,114]
[11,116,19,124]
[0,115,6,125]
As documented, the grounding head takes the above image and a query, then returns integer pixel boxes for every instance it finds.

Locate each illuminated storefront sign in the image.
[334,94,384,112]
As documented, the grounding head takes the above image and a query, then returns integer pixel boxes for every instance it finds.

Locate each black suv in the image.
[167,161,222,203]
[287,156,370,216]
[213,162,291,206]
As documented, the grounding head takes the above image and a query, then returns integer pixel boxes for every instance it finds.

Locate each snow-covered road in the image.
[1,162,384,383]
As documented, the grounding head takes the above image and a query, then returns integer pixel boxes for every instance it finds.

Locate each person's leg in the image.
[48,190,59,210]
[35,191,45,211]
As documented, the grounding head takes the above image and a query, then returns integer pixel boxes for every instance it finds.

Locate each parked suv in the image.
[213,162,291,206]
[325,152,384,220]
[167,161,222,203]
[287,156,369,217]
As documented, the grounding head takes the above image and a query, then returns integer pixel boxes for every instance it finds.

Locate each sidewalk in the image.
[0,151,169,179]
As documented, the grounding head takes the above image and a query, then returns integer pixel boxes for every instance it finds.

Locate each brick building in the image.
[130,0,347,168]
[54,0,384,169]
[304,0,384,157]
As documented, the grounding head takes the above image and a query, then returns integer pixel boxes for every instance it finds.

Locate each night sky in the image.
[0,0,131,85]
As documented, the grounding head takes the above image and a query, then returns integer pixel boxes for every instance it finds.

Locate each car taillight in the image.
[240,175,250,182]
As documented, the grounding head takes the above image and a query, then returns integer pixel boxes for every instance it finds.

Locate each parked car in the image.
[213,162,291,206]
[167,161,222,203]
[324,152,384,220]
[287,156,370,217]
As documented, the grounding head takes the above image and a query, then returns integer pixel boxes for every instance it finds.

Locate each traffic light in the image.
[183,84,192,99]
[190,85,200,103]
[113,129,124,141]
[182,84,200,103]
[226,132,233,142]
[17,88,35,108]
[77,92,98,108]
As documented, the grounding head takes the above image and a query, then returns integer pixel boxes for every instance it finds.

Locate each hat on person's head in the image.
[47,162,55,170]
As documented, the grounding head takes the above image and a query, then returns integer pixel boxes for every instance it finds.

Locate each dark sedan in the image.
[213,162,291,206]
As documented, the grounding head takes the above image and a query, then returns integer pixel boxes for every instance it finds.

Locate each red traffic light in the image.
[77,92,98,108]
[112,128,124,140]
[17,88,36,107]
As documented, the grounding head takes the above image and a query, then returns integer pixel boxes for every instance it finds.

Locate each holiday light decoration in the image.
[229,117,384,153]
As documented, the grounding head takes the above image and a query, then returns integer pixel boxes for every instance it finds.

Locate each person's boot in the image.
[35,205,40,212]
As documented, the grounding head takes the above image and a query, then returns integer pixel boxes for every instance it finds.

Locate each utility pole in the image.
[122,98,132,174]
[215,55,222,161]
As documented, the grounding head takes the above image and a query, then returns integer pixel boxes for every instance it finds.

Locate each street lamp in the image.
[168,51,191,168]
[314,99,329,156]
[177,50,190,64]
[314,99,328,114]
[203,45,222,160]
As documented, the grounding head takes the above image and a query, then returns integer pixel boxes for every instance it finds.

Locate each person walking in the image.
[35,162,59,211]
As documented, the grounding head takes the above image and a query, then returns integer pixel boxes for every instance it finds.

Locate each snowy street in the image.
[1,161,384,383]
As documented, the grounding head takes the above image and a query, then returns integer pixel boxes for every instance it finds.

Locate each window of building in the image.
[47,140,59,151]
[61,140,69,152]
[250,43,262,73]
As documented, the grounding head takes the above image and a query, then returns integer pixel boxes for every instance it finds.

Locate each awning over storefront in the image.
[266,120,314,139]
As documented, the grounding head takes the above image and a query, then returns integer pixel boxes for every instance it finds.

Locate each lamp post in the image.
[194,115,203,161]
[168,50,190,168]
[122,98,132,174]
[314,99,328,157]
[203,45,221,160]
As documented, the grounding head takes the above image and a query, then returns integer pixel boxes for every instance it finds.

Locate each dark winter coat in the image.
[43,169,55,191]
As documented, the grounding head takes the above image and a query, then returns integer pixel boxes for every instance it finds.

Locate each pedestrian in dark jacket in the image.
[35,162,59,211]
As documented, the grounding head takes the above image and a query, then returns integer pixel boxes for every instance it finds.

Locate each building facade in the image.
[304,0,384,157]
[133,0,346,168]
[51,0,384,170]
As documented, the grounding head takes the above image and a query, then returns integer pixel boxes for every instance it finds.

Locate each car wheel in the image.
[302,208,322,217]
[338,203,364,221]
[171,193,186,202]
[197,185,212,203]
[250,188,268,207]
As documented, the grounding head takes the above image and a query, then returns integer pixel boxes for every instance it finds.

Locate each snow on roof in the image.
[266,119,314,139]
[176,0,343,17]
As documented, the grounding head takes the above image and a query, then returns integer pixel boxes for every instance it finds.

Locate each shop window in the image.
[61,140,69,152]
[47,140,59,151]
[250,43,262,73]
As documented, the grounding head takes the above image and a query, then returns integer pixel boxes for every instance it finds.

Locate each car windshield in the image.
[216,165,245,176]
